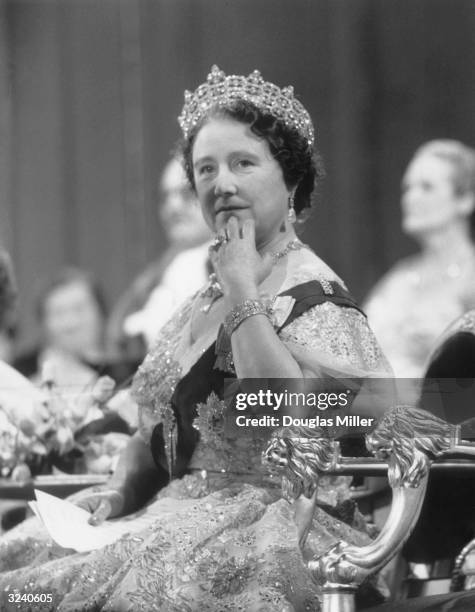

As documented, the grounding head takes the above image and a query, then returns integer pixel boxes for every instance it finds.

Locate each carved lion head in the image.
[263,425,337,499]
[366,406,455,487]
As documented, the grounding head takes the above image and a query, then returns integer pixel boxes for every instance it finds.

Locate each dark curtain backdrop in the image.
[2,0,475,347]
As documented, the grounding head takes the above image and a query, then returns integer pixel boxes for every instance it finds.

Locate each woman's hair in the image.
[180,100,325,217]
[413,139,475,198]
[35,267,107,322]
[0,250,17,335]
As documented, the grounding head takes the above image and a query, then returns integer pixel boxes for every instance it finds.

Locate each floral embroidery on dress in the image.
[124,534,177,612]
[189,394,274,482]
[193,393,226,446]
[191,393,233,472]
[280,302,387,372]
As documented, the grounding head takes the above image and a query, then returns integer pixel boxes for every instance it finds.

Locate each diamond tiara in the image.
[178,65,314,146]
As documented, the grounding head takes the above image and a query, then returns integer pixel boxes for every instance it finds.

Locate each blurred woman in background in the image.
[12,268,135,472]
[14,267,136,390]
[365,140,475,402]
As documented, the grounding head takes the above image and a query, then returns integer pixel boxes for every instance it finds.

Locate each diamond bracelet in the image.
[224,299,273,336]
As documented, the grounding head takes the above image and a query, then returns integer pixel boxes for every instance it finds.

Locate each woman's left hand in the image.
[209,217,273,302]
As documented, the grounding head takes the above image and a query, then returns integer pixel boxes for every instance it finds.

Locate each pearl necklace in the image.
[199,238,307,313]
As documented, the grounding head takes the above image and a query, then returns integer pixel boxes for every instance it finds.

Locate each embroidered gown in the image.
[0,248,390,611]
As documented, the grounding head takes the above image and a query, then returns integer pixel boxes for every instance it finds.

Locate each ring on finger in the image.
[212,234,228,249]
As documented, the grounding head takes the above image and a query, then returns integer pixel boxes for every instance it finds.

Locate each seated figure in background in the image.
[365,140,475,403]
[15,267,111,386]
[0,66,391,610]
[14,266,137,389]
[10,267,135,476]
[107,155,212,357]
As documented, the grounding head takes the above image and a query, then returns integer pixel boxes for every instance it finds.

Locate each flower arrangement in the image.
[0,368,129,479]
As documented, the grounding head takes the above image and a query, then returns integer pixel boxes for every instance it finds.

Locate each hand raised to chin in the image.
[209,217,273,303]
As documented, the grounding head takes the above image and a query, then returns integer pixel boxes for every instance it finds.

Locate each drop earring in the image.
[287,193,297,224]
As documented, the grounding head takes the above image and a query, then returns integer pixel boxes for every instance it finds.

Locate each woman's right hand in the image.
[73,488,126,525]
[209,217,273,302]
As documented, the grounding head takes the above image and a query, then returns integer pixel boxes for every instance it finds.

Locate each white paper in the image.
[29,489,151,552]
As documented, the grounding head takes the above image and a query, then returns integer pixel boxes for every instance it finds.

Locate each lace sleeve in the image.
[278,302,390,375]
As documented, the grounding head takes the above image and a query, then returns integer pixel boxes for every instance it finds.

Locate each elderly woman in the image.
[365,140,475,402]
[0,67,390,610]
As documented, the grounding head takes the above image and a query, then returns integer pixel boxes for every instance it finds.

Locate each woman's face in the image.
[401,153,469,237]
[42,280,103,357]
[191,117,291,247]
